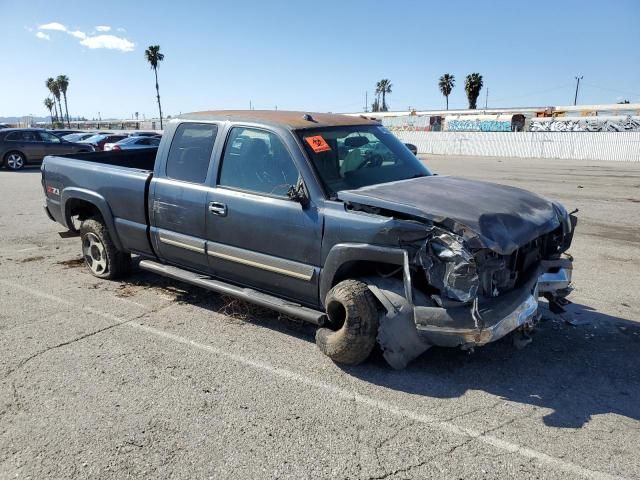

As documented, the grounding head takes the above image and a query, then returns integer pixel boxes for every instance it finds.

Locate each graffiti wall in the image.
[530,116,640,132]
[445,118,511,132]
[383,114,526,132]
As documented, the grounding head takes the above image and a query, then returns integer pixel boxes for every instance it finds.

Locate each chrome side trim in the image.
[158,230,206,254]
[207,242,314,281]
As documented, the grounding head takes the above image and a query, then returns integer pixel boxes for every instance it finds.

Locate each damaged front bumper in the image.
[370,255,572,369]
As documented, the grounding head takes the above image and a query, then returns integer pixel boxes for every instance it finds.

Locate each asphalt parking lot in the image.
[1,156,639,479]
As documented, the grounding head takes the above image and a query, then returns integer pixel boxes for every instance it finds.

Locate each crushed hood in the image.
[337,176,561,254]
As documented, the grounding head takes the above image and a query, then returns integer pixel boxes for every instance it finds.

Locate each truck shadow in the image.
[342,302,640,429]
[128,269,318,342]
[128,268,639,429]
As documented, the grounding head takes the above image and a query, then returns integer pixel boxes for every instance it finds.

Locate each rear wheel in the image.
[315,280,379,365]
[4,152,26,170]
[80,218,131,279]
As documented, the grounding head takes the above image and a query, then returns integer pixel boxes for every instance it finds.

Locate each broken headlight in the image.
[420,232,480,304]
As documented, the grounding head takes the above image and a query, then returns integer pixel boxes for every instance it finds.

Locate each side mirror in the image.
[404,143,418,155]
[287,178,310,207]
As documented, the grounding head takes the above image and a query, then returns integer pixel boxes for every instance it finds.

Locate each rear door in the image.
[205,126,322,305]
[149,122,219,273]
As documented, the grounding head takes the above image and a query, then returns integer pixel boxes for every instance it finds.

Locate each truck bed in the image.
[58,148,157,171]
[42,149,157,256]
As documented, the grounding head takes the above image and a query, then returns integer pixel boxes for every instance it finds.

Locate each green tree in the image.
[145,45,165,129]
[438,73,455,110]
[376,79,392,112]
[44,98,55,125]
[464,73,483,109]
[45,77,59,123]
[56,75,71,127]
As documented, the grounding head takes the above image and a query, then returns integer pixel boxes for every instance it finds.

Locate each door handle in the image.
[208,202,227,216]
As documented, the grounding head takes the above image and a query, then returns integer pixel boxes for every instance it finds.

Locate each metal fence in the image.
[393,131,640,162]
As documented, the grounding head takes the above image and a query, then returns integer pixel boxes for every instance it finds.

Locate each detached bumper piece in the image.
[369,256,573,369]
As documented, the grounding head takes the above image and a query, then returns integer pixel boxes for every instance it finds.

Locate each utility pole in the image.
[574,75,583,105]
[364,91,368,112]
[249,100,252,110]
[485,88,489,109]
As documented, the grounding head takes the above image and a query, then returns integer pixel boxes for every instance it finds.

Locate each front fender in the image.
[320,243,412,307]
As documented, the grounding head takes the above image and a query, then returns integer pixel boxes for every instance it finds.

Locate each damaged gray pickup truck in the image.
[41,111,577,368]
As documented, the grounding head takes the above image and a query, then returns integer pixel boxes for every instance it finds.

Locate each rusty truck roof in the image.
[176,110,380,129]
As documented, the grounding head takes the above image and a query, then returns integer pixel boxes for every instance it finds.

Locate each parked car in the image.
[78,133,128,151]
[62,132,98,143]
[404,143,418,155]
[50,129,82,136]
[128,131,161,137]
[104,136,162,151]
[41,111,576,369]
[0,128,94,170]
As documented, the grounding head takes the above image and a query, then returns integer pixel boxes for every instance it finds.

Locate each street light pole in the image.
[574,76,583,106]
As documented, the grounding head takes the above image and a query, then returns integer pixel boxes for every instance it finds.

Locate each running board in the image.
[138,260,326,326]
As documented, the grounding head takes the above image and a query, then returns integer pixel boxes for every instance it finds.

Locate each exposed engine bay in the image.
[338,175,578,369]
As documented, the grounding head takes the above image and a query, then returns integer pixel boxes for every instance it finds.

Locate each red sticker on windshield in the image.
[305,135,331,153]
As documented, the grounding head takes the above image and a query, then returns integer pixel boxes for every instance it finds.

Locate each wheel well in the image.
[65,198,103,229]
[331,260,403,288]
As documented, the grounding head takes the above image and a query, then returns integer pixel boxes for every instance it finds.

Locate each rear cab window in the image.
[165,123,218,183]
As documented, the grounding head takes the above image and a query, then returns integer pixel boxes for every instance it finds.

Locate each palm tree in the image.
[44,98,55,126]
[45,78,59,123]
[145,45,165,129]
[377,79,392,111]
[56,75,71,127]
[49,78,63,125]
[464,73,484,109]
[438,73,455,110]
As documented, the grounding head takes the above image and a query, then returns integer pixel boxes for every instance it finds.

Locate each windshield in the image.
[297,125,430,197]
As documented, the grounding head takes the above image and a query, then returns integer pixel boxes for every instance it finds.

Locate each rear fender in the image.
[61,187,124,251]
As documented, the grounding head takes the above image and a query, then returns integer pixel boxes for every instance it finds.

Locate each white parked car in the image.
[104,136,162,151]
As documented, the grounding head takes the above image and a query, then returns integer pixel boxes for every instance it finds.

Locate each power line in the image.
[580,82,640,98]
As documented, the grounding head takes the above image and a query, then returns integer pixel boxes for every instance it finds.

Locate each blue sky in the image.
[1,0,639,118]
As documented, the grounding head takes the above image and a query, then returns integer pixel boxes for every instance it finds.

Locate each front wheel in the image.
[4,152,26,170]
[315,280,379,365]
[80,218,131,279]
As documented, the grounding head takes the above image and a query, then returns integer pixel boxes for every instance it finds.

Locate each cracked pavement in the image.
[1,156,640,479]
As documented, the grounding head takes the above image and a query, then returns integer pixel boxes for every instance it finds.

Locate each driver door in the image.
[205,126,321,305]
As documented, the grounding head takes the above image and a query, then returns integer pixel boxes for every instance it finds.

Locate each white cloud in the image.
[36,31,51,40]
[68,30,87,39]
[25,26,34,32]
[80,34,135,52]
[116,27,126,32]
[38,22,67,32]
[95,25,111,32]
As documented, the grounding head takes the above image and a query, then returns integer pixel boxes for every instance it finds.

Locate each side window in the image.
[218,127,299,196]
[166,123,217,183]
[38,132,61,143]
[5,132,22,141]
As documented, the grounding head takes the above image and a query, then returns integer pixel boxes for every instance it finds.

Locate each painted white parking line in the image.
[0,279,622,480]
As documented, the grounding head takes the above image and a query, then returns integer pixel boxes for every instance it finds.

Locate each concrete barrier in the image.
[394,131,640,162]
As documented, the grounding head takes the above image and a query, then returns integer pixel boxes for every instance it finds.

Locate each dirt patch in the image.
[57,257,85,268]
[18,255,45,263]
[114,284,141,298]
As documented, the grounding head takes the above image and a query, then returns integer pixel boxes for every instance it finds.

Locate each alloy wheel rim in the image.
[82,232,108,275]
[7,154,23,169]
